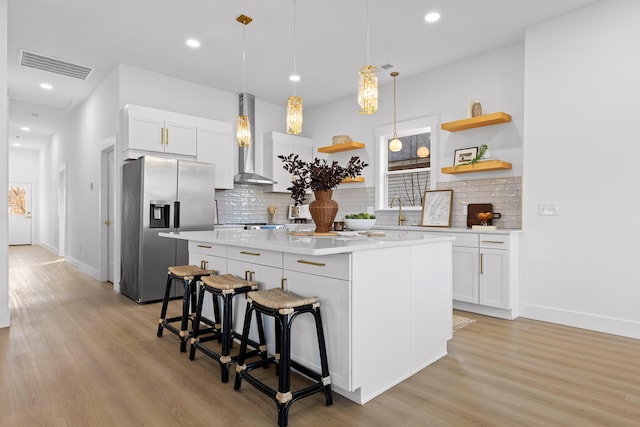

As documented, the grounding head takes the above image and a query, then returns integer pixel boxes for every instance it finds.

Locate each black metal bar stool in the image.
[234,288,333,427]
[156,265,217,352]
[189,273,268,383]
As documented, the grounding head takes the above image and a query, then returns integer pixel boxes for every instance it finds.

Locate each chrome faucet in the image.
[390,197,406,226]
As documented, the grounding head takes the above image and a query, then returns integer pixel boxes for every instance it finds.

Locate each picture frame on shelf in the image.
[453,147,478,166]
[420,189,453,227]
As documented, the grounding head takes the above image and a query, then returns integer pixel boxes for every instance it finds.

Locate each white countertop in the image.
[160,229,454,256]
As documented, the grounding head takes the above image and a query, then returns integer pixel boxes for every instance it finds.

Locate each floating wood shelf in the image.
[441,160,512,175]
[317,141,365,153]
[441,112,512,132]
[341,177,365,183]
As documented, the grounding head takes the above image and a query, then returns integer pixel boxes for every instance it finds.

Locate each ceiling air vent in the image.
[18,50,93,80]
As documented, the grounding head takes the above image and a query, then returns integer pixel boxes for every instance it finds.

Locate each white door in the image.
[8,182,32,245]
[108,150,115,282]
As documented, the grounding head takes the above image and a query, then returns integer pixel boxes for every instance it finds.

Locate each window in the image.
[375,116,438,211]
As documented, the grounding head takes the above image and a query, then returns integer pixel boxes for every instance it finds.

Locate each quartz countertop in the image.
[159,229,454,256]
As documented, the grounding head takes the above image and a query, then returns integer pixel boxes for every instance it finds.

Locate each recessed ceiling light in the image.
[40,82,53,90]
[13,142,21,147]
[289,74,300,82]
[21,126,30,131]
[186,39,201,48]
[425,12,441,23]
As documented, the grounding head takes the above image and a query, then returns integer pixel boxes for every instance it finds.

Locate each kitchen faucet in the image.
[390,197,406,226]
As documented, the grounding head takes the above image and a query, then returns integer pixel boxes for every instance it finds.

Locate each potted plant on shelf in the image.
[279,154,368,233]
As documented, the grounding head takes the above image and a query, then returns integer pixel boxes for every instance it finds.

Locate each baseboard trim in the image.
[519,303,640,340]
[37,241,58,255]
[64,255,101,281]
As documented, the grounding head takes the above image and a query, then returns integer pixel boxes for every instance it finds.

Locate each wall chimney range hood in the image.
[234,93,277,185]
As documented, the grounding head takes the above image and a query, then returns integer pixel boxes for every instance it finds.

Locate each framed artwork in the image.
[421,189,453,227]
[453,147,478,166]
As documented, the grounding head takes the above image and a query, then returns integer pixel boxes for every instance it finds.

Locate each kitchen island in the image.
[160,229,454,404]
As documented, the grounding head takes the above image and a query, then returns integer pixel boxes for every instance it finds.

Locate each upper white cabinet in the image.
[122,105,234,189]
[124,105,196,156]
[196,124,234,190]
[263,131,314,193]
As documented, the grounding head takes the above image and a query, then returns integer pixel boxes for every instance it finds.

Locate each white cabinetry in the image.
[450,232,518,319]
[122,105,235,189]
[282,253,351,391]
[226,246,283,349]
[124,105,196,156]
[263,131,314,193]
[188,241,228,320]
[196,124,234,190]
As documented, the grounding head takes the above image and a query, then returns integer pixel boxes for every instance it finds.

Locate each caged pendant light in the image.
[388,71,402,152]
[236,15,252,147]
[358,0,378,114]
[286,0,303,134]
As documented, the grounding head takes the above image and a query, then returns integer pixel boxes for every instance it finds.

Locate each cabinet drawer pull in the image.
[161,127,165,145]
[481,240,504,244]
[240,251,261,256]
[281,278,287,290]
[480,253,484,274]
[165,128,169,145]
[197,244,212,249]
[297,260,326,267]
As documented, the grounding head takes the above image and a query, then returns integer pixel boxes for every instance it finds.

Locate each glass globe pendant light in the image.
[389,71,402,152]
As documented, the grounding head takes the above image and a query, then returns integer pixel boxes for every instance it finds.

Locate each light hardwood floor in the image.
[1,245,639,426]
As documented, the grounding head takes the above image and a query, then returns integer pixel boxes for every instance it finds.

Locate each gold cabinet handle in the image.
[200,260,208,270]
[481,240,504,244]
[197,244,212,249]
[480,253,484,274]
[281,277,287,290]
[161,127,165,145]
[165,128,169,145]
[240,251,261,256]
[104,220,111,225]
[297,260,326,267]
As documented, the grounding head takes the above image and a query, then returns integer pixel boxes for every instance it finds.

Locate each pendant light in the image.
[286,0,303,134]
[358,0,378,114]
[236,15,252,147]
[389,71,402,152]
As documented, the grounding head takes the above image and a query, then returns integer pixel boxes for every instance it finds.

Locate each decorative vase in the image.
[471,100,483,117]
[309,190,339,233]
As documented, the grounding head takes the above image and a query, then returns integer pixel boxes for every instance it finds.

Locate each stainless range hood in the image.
[234,93,277,185]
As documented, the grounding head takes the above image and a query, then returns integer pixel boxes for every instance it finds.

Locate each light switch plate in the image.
[538,202,559,216]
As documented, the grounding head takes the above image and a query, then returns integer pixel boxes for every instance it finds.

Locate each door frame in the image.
[99,136,116,283]
[8,179,36,245]
[58,164,67,257]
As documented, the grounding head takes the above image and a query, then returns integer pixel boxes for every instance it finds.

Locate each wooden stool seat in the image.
[201,273,258,292]
[247,288,319,310]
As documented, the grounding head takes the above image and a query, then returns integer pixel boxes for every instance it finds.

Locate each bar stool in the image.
[189,273,268,383]
[234,288,333,427]
[156,265,217,352]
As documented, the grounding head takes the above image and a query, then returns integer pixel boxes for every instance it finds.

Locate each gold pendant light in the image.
[236,14,252,147]
[286,0,303,134]
[389,71,402,152]
[358,0,378,114]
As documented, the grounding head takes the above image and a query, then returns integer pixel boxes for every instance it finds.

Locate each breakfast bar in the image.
[160,229,454,404]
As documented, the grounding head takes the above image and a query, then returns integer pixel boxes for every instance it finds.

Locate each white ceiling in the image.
[7,0,598,150]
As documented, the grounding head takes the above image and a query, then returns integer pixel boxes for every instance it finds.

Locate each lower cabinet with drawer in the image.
[450,232,519,319]
[282,253,351,391]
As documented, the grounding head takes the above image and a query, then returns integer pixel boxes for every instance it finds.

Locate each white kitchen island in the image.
[160,229,454,404]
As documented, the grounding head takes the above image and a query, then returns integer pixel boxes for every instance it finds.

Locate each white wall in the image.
[8,148,40,243]
[0,0,9,328]
[305,43,525,191]
[38,66,119,276]
[522,0,640,338]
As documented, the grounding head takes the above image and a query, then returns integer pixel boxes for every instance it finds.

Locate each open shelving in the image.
[441,160,512,175]
[441,112,512,132]
[317,141,365,153]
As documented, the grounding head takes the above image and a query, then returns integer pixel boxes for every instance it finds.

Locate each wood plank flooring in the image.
[1,245,639,426]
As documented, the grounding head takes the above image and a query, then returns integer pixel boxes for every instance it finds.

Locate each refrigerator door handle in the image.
[174,201,181,230]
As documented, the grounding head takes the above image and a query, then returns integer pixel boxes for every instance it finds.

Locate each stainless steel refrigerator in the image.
[120,155,215,303]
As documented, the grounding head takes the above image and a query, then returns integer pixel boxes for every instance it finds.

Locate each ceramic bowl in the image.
[343,218,376,231]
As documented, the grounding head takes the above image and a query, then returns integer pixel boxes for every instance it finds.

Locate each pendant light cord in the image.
[292,0,297,96]
[393,74,397,137]
[366,0,370,66]
[242,24,246,111]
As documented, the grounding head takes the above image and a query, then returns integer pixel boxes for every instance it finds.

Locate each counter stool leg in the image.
[220,292,234,383]
[212,290,222,341]
[313,307,333,406]
[189,285,207,360]
[156,273,173,337]
[233,301,254,391]
[277,313,293,427]
[179,278,191,353]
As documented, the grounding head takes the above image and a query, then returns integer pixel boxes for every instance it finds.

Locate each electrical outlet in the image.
[538,202,559,216]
